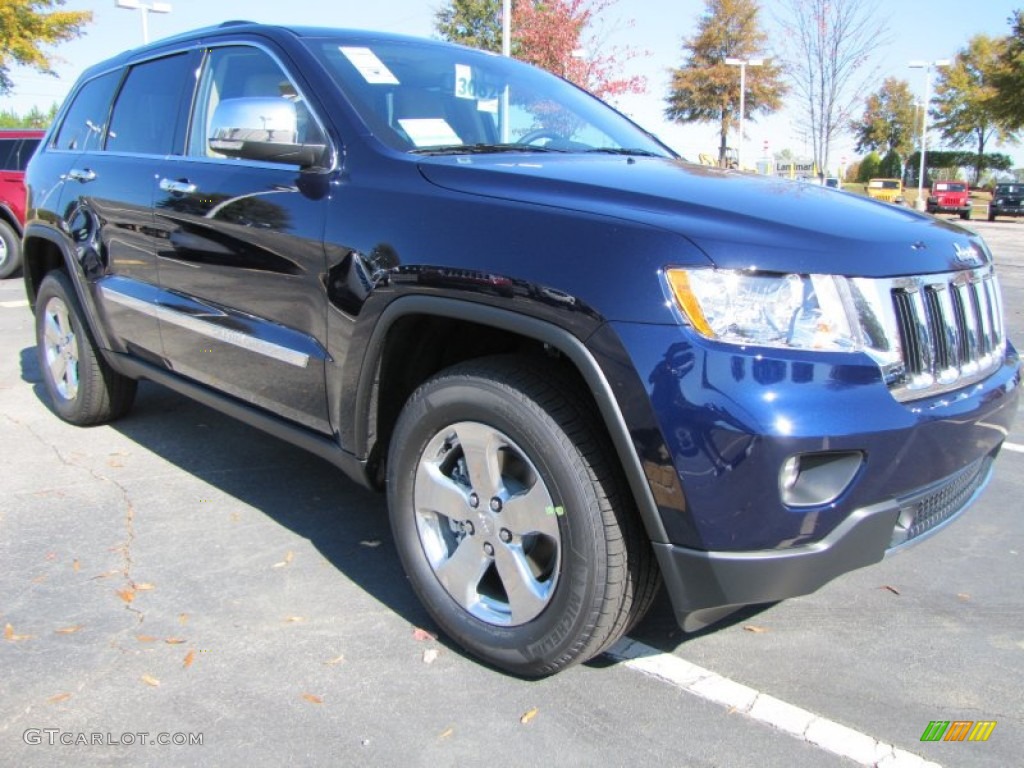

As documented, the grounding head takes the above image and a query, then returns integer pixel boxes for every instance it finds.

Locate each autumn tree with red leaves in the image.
[434,0,646,101]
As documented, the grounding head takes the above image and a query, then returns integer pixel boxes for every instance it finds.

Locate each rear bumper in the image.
[656,453,996,630]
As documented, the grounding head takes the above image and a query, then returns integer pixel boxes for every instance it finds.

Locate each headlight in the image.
[664,268,887,357]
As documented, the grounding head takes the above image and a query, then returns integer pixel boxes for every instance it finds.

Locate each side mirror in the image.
[208,97,326,169]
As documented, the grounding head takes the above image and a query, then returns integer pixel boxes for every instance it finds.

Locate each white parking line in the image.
[0,299,29,308]
[609,638,941,768]
[1004,442,1024,454]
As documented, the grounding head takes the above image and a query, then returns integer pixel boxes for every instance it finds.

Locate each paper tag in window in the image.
[455,64,475,100]
[340,47,399,85]
[477,98,499,114]
[398,118,462,148]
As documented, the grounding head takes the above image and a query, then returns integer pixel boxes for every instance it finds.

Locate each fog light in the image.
[779,451,864,507]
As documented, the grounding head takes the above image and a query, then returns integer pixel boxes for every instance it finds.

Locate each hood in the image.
[415,155,991,277]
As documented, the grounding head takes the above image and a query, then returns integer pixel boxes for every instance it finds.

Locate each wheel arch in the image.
[355,295,670,546]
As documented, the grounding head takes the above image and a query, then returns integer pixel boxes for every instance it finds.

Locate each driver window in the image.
[189,46,326,159]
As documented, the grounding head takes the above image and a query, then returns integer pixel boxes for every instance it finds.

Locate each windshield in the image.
[935,182,966,191]
[996,184,1021,195]
[306,36,673,157]
[869,180,901,190]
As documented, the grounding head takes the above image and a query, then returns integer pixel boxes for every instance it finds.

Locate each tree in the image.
[932,34,1019,186]
[665,0,786,164]
[992,10,1024,130]
[435,0,502,53]
[777,0,888,178]
[0,0,92,95]
[856,151,881,183]
[852,78,917,173]
[434,0,646,100]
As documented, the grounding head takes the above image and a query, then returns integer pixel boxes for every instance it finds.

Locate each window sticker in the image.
[455,64,475,100]
[477,98,499,114]
[398,118,462,148]
[340,47,399,85]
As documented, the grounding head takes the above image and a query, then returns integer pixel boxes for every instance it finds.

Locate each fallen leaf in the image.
[412,627,437,642]
[141,675,160,687]
[438,727,454,739]
[136,635,157,643]
[423,648,440,664]
[45,552,58,561]
[4,623,34,641]
[302,693,323,705]
[135,583,155,592]
[272,551,295,569]
[183,650,195,669]
[116,589,135,604]
[230,512,241,523]
[165,637,187,645]
[520,707,539,725]
[55,625,84,635]
[323,654,346,666]
[743,625,769,634]
[178,613,189,625]
[360,540,382,548]
[285,616,305,624]
[91,570,119,580]
[31,574,48,584]
[879,585,901,596]
[48,693,72,704]
[72,559,81,573]
[957,593,971,601]
[108,459,124,468]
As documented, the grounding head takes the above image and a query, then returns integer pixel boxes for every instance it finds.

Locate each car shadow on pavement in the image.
[20,345,755,669]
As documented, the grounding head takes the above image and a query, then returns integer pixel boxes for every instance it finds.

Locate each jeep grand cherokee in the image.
[22,24,1020,676]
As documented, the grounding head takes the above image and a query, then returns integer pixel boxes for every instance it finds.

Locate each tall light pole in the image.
[725,57,764,169]
[909,59,950,211]
[115,0,172,44]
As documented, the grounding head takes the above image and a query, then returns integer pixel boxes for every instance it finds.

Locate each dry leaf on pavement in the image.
[55,625,84,635]
[302,693,323,705]
[141,675,160,687]
[520,707,539,725]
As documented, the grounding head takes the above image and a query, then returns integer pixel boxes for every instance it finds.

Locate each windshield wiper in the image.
[585,147,663,157]
[410,143,569,156]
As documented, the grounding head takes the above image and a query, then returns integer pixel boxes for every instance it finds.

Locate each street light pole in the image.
[909,59,950,211]
[115,0,172,44]
[725,58,764,169]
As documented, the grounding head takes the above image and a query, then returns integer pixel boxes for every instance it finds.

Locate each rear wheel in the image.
[0,219,21,279]
[35,271,137,425]
[387,356,659,676]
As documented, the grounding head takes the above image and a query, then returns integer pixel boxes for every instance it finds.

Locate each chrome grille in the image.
[889,267,1006,400]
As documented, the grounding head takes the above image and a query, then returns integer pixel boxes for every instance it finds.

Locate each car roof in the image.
[0,129,46,138]
[75,21,458,80]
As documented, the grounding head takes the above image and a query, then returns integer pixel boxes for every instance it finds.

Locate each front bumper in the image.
[654,452,995,630]
[605,321,1020,631]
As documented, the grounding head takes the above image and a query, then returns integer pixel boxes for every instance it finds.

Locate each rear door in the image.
[51,52,196,361]
[152,43,333,433]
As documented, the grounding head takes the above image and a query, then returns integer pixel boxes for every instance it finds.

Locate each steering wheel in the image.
[516,129,564,146]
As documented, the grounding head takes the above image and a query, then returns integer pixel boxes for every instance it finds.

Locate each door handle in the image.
[160,178,198,195]
[68,168,97,183]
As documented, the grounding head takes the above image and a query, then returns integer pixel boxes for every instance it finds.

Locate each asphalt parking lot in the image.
[1,218,1021,767]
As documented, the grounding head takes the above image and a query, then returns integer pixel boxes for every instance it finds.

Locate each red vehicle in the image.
[926,180,971,220]
[0,129,44,278]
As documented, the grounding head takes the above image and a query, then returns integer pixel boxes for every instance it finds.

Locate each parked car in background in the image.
[926,180,971,220]
[866,178,904,205]
[989,182,1024,221]
[21,24,1020,676]
[0,129,44,278]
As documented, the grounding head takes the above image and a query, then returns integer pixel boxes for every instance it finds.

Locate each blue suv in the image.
[23,24,1020,676]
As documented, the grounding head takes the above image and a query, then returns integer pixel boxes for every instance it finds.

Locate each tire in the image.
[387,356,659,677]
[960,211,970,220]
[35,271,137,425]
[0,219,21,279]
[989,212,996,222]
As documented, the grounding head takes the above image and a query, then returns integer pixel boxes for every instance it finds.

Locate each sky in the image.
[5,0,1022,172]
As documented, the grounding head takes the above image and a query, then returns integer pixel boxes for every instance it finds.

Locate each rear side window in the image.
[53,72,121,152]
[108,53,194,155]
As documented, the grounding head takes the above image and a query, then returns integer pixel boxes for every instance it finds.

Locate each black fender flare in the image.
[353,295,669,545]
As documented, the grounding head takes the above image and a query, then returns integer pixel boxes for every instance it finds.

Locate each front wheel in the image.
[387,356,659,676]
[35,271,137,425]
